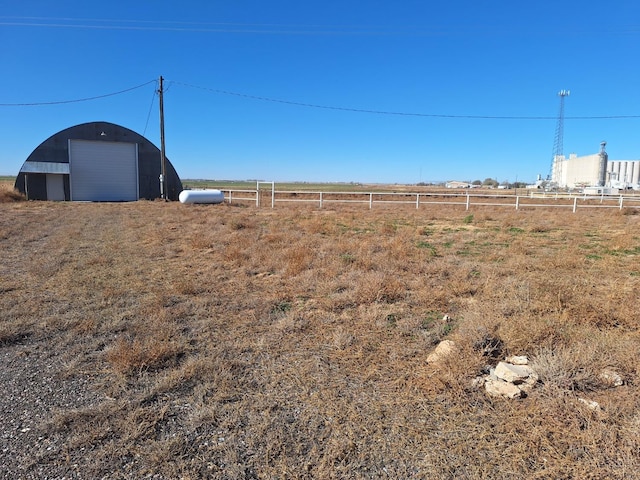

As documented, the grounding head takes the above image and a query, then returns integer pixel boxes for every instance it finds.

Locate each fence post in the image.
[369,193,373,209]
[319,191,323,209]
[256,181,260,207]
[416,193,420,209]
[620,196,624,210]
[573,197,577,213]
[271,182,275,209]
[228,190,232,204]
[466,193,470,210]
[515,195,519,210]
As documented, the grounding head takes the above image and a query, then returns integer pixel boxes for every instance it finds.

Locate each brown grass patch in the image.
[1,201,639,478]
[0,181,24,202]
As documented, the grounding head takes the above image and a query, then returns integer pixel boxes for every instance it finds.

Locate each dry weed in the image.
[0,182,25,202]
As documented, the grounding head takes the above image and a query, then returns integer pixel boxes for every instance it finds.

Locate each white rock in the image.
[494,361,535,384]
[470,376,486,389]
[599,369,624,388]
[578,397,601,412]
[427,340,457,364]
[519,371,540,393]
[485,378,523,399]
[505,355,529,365]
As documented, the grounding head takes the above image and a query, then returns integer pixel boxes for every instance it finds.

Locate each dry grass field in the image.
[1,180,640,479]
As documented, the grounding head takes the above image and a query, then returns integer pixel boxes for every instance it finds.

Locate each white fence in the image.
[215,185,640,212]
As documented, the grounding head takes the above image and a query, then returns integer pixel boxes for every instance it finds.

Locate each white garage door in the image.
[69,140,138,201]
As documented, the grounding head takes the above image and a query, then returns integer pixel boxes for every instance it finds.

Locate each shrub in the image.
[0,186,25,202]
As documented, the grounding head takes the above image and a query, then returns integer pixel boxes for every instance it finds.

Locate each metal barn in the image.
[14,121,182,201]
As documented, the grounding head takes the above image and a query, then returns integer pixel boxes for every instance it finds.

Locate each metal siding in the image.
[69,140,138,201]
[20,161,70,174]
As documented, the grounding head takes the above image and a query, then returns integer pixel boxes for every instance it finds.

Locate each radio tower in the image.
[549,89,570,181]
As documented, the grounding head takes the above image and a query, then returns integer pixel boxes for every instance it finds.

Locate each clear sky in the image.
[1,1,639,184]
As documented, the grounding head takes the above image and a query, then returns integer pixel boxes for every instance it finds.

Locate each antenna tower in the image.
[549,89,570,181]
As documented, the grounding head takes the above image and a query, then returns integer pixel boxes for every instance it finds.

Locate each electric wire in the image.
[0,80,156,106]
[1,77,639,121]
[0,19,412,36]
[172,81,640,120]
[2,16,639,37]
[142,80,158,137]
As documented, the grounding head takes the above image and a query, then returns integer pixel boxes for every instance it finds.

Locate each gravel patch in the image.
[0,339,101,480]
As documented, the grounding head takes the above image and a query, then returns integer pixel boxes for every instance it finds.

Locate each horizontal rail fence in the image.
[216,188,640,212]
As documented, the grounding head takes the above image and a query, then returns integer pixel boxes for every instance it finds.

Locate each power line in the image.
[143,80,159,137]
[0,19,422,36]
[2,16,639,37]
[2,77,638,121]
[173,81,640,120]
[0,80,156,106]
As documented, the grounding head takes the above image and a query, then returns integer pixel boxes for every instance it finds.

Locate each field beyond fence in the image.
[190,181,640,213]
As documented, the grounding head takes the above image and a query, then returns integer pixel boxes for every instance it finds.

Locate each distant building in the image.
[551,141,640,190]
[445,181,471,189]
[526,175,544,189]
[551,142,607,189]
[607,160,640,189]
[14,121,182,201]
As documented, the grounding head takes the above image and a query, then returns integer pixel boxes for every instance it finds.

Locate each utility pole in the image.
[158,75,167,200]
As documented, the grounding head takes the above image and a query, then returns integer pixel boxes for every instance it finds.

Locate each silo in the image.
[607,161,615,184]
[633,161,640,185]
[597,141,608,186]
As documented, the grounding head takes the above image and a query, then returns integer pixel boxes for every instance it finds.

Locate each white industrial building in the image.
[551,142,607,189]
[607,160,640,189]
[551,142,640,190]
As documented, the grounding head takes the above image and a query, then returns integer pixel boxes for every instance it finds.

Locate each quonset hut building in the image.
[14,121,182,201]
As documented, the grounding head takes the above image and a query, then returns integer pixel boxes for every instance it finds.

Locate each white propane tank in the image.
[179,189,225,204]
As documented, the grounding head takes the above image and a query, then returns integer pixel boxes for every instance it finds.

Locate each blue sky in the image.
[1,1,639,184]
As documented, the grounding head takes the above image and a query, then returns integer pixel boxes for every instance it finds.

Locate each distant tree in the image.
[472,180,482,186]
[483,178,499,188]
